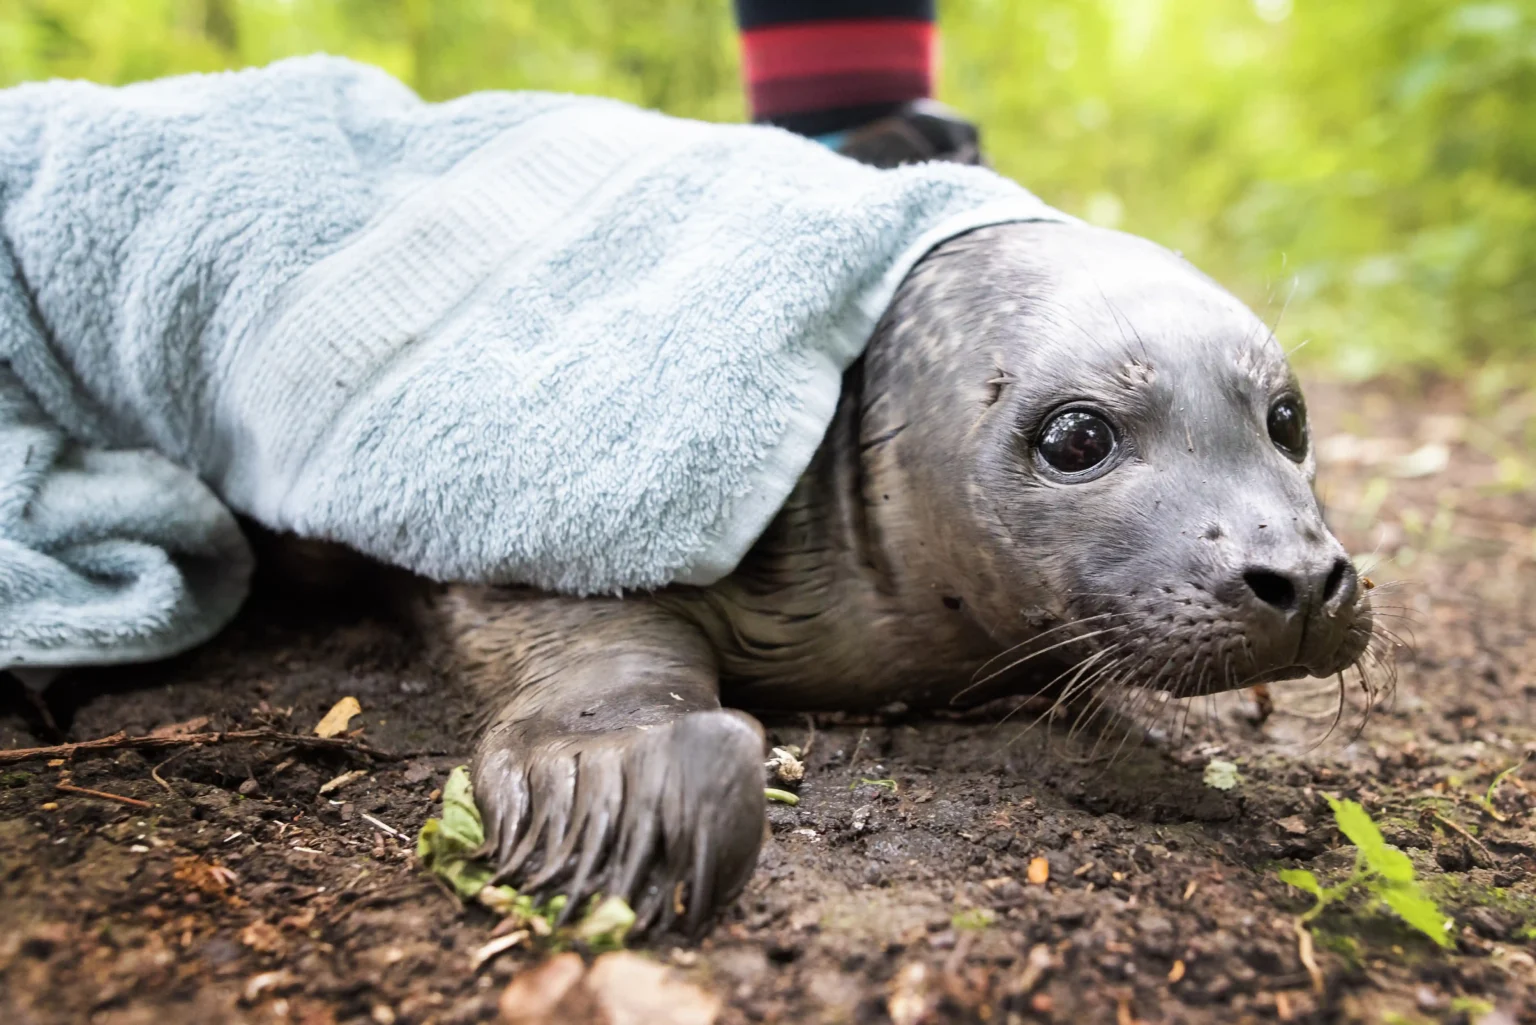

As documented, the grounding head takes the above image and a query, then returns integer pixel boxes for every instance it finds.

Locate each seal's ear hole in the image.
[1267,397,1308,459]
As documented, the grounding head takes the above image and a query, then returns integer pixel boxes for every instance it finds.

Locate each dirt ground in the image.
[2,377,1533,1025]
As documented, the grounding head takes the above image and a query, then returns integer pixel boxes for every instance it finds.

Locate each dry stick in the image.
[150,746,198,795]
[55,781,153,809]
[1432,811,1498,865]
[1294,919,1324,995]
[0,728,445,766]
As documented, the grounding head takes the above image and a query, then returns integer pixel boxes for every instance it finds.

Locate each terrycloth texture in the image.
[0,56,1064,673]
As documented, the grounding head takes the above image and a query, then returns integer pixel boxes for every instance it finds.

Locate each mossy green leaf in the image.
[1202,759,1241,790]
[1380,884,1455,948]
[417,765,494,900]
[1328,797,1387,862]
[1368,844,1416,884]
[951,907,996,931]
[1278,868,1325,898]
[573,895,636,951]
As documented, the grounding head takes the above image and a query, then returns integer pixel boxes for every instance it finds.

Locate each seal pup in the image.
[430,219,1376,935]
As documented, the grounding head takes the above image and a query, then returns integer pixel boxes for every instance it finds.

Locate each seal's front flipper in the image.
[435,589,766,936]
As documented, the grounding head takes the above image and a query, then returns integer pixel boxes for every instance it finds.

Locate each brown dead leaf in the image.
[887,962,934,1025]
[500,953,589,1024]
[240,920,285,955]
[313,696,362,739]
[174,857,243,904]
[149,716,212,738]
[1277,815,1310,836]
[1027,857,1050,885]
[585,951,721,1025]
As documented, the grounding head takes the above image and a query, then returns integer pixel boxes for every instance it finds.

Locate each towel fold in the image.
[0,55,1064,673]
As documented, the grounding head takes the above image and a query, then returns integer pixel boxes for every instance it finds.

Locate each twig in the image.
[1294,918,1324,995]
[0,728,444,766]
[150,747,198,795]
[360,812,404,839]
[1432,811,1498,865]
[55,781,152,809]
[847,728,869,770]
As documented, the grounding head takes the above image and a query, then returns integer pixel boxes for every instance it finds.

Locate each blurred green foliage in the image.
[1,0,1531,381]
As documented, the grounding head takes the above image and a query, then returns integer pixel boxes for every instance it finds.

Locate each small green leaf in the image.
[1368,844,1416,884]
[417,765,495,900]
[1380,885,1455,949]
[1327,797,1388,862]
[951,907,996,931]
[765,787,800,805]
[1203,759,1241,790]
[1278,868,1325,898]
[573,895,636,951]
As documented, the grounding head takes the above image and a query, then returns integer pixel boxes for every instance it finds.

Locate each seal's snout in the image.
[1232,544,1367,679]
[1240,554,1357,620]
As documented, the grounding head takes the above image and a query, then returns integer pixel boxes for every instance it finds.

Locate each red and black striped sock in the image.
[734,0,937,138]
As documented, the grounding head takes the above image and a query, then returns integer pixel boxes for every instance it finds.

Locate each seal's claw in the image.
[474,708,765,936]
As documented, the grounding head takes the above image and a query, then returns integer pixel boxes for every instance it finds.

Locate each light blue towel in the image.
[0,56,1064,673]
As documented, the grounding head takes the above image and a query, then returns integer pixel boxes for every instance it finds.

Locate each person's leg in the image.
[732,0,981,166]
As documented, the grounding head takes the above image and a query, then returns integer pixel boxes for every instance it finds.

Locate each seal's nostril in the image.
[1243,569,1297,612]
[1322,557,1354,605]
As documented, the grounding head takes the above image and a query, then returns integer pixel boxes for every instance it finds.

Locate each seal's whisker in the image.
[1006,650,1135,753]
[996,647,1126,750]
[965,612,1128,688]
[960,623,1133,697]
[1040,647,1135,733]
[992,642,1128,730]
[1365,623,1417,655]
[1363,609,1424,629]
[1061,657,1146,746]
[1169,666,1210,745]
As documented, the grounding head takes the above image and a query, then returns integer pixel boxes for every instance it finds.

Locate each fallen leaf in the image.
[416,766,493,900]
[318,769,368,795]
[573,896,636,951]
[240,920,285,955]
[1027,857,1050,885]
[1203,759,1241,791]
[1277,815,1310,836]
[149,716,211,738]
[887,962,934,1025]
[499,952,587,1024]
[174,857,241,902]
[313,697,362,739]
[585,951,721,1025]
[1168,959,1185,983]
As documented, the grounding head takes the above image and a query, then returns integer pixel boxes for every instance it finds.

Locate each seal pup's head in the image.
[870,221,1375,704]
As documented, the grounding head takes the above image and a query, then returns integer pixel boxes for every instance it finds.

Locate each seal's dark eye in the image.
[1267,398,1307,459]
[1038,410,1116,474]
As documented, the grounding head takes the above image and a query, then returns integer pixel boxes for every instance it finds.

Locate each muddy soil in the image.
[2,378,1534,1025]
